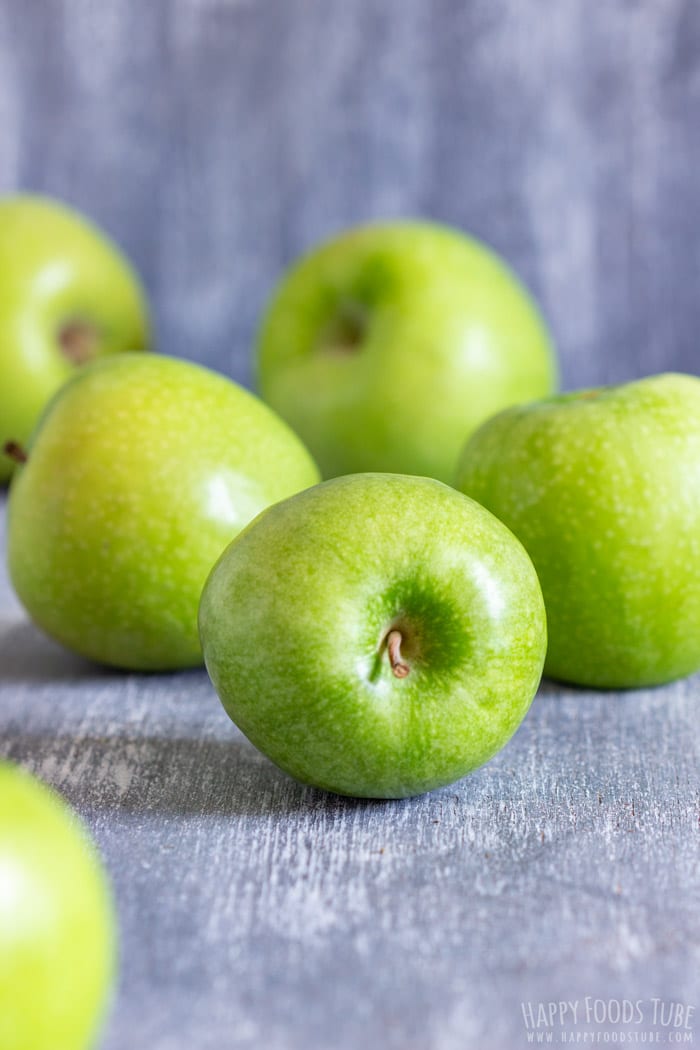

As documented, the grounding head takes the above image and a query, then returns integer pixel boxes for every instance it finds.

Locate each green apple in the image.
[0,761,115,1050]
[0,194,150,484]
[256,222,557,483]
[455,373,700,688]
[6,353,320,670]
[199,473,546,798]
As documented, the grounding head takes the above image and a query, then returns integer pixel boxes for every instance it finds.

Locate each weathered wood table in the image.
[0,494,697,1049]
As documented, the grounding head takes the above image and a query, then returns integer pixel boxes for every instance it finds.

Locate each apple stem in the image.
[387,629,410,678]
[58,319,100,365]
[3,441,27,465]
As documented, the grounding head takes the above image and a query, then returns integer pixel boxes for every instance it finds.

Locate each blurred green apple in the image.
[256,222,557,482]
[6,354,320,670]
[455,373,700,688]
[199,473,546,798]
[0,761,115,1050]
[0,194,150,484]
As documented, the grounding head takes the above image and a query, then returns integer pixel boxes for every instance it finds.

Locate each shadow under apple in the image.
[0,727,382,819]
[0,616,112,683]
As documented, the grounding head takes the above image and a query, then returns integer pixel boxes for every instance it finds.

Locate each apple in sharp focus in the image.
[256,222,558,483]
[0,761,115,1050]
[455,373,700,688]
[6,353,320,670]
[0,194,151,484]
[199,473,546,798]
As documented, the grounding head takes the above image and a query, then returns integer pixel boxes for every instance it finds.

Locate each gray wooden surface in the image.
[2,3,700,1046]
[1,0,699,389]
[1,494,698,1049]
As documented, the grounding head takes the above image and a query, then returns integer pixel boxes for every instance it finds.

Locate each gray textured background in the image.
[1,0,699,387]
[1,3,699,1049]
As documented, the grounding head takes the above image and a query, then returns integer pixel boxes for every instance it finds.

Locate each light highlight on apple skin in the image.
[257,221,558,483]
[199,473,547,799]
[0,194,151,484]
[0,762,115,1050]
[456,373,700,688]
[6,354,320,670]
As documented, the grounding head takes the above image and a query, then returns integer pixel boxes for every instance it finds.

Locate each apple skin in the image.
[0,194,151,484]
[0,761,115,1050]
[455,373,700,688]
[256,222,557,483]
[199,473,546,798]
[6,353,320,670]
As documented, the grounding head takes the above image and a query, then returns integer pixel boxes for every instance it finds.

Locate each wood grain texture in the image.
[1,4,699,1045]
[0,1,699,390]
[0,494,698,1049]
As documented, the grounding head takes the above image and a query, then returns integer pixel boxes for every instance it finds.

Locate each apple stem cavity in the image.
[3,441,28,465]
[320,302,367,355]
[386,629,410,678]
[58,319,101,365]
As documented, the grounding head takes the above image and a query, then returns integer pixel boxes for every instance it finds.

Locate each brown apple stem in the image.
[386,630,410,678]
[3,441,27,465]
[58,319,100,365]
